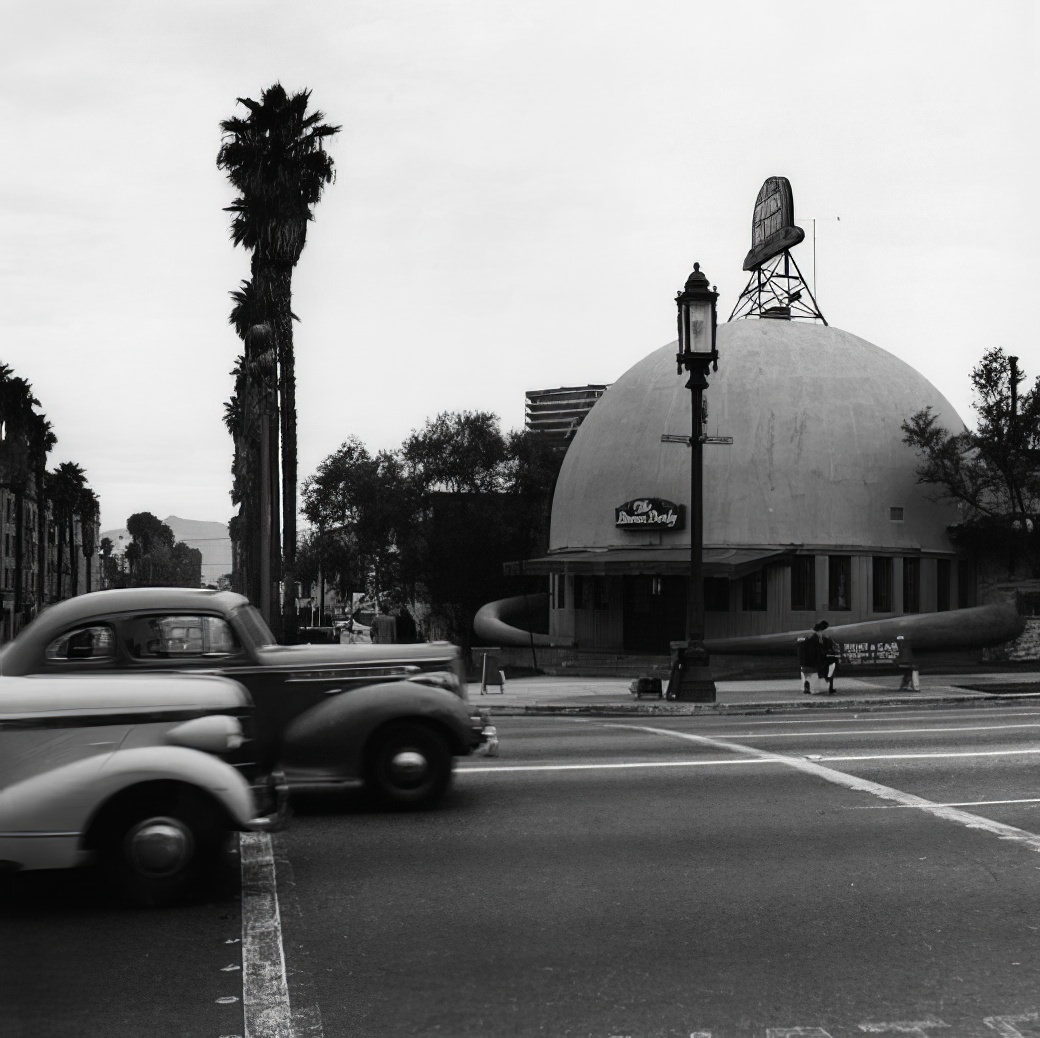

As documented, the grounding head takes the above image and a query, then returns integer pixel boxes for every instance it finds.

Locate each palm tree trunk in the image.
[35,467,46,608]
[259,398,273,627]
[69,516,78,596]
[275,268,298,644]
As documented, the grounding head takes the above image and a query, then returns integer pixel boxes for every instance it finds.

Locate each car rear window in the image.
[45,624,116,662]
[124,615,240,659]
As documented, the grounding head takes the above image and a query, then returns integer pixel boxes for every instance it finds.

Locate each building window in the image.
[890,507,904,522]
[872,557,893,612]
[936,558,951,611]
[791,556,816,611]
[704,578,729,612]
[573,575,586,609]
[742,570,767,611]
[903,557,921,613]
[828,556,851,611]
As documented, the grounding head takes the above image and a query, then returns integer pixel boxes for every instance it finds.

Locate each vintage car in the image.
[0,671,285,906]
[0,588,493,809]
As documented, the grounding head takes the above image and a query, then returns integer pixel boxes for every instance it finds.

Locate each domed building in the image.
[531,317,970,656]
[478,178,1025,670]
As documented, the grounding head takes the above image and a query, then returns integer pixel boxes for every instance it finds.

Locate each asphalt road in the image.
[5,702,1040,1038]
[274,703,1040,1037]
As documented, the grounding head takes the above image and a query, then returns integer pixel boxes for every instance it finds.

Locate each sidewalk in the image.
[468,671,1040,715]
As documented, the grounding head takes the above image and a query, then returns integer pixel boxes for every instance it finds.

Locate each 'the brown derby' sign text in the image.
[615,498,685,531]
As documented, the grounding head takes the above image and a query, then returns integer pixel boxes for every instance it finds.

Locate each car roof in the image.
[25,587,251,629]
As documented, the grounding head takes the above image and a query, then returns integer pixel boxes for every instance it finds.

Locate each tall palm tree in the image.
[78,487,99,594]
[31,413,56,609]
[224,308,280,622]
[217,83,339,641]
[1,368,32,627]
[46,461,85,601]
[0,367,51,630]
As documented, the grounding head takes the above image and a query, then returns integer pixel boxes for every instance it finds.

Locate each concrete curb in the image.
[483,692,1027,718]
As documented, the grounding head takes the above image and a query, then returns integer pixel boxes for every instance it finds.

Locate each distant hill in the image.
[100,515,232,587]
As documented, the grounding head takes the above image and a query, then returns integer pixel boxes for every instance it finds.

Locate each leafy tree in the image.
[126,512,175,554]
[902,348,1040,575]
[303,414,560,648]
[302,437,414,607]
[505,428,567,558]
[218,83,340,642]
[402,411,510,493]
[124,513,202,588]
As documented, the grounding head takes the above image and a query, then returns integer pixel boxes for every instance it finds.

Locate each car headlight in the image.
[165,714,245,754]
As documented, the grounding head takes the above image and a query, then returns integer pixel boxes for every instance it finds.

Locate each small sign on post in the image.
[478,649,505,695]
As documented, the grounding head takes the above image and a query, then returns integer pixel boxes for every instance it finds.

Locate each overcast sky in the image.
[1,0,1035,533]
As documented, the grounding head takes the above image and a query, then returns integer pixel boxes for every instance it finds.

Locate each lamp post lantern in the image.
[668,262,719,702]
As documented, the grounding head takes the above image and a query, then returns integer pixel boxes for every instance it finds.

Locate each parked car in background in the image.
[0,588,494,809]
[0,672,286,906]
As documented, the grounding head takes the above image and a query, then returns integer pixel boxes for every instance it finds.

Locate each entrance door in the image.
[622,575,686,653]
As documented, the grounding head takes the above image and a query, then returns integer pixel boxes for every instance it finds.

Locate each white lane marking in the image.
[809,749,1040,762]
[459,747,1040,774]
[713,722,1040,739]
[859,798,1040,809]
[985,1012,1040,1037]
[858,1019,950,1036]
[811,753,1040,769]
[457,758,778,774]
[608,723,1040,854]
[240,832,294,1038]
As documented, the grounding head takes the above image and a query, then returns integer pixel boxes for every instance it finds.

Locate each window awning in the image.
[506,547,794,579]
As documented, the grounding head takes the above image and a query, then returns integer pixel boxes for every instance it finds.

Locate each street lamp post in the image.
[668,262,719,703]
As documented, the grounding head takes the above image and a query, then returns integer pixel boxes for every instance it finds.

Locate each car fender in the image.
[282,680,473,770]
[0,745,257,842]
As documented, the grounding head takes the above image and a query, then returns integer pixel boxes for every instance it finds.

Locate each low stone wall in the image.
[983,616,1040,663]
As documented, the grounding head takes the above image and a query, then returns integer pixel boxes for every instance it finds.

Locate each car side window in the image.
[124,614,240,659]
[44,625,116,662]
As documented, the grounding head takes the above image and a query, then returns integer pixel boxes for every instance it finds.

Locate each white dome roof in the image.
[550,320,966,553]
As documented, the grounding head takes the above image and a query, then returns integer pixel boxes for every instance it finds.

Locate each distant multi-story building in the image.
[0,484,99,640]
[524,385,610,447]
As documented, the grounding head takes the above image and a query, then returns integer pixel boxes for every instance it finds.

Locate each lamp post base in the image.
[666,641,716,702]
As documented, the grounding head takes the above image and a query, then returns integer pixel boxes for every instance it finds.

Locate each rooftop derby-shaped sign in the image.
[742,176,805,271]
[729,176,826,325]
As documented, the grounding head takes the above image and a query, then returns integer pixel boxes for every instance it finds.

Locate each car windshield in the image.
[233,604,279,648]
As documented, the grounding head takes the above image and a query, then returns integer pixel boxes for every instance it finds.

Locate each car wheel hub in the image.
[126,818,193,878]
[389,749,428,786]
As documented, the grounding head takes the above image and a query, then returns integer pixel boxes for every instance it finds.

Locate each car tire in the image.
[96,786,226,907]
[366,722,452,810]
